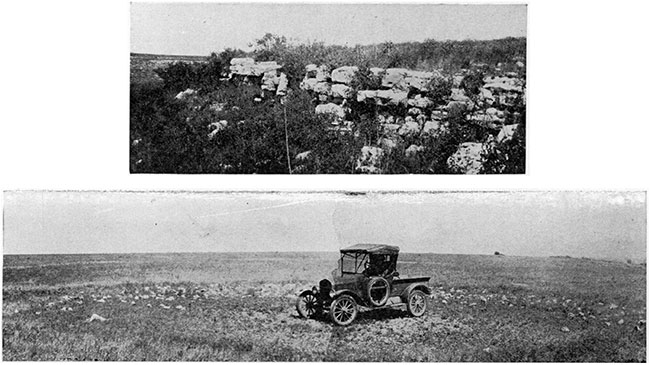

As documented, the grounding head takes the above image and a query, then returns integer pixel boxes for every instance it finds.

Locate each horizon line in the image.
[3,251,645,264]
[130,36,527,58]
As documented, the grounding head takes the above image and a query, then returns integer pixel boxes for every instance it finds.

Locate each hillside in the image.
[130,36,526,174]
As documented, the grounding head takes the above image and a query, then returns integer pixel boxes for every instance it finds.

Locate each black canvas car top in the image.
[340,244,400,255]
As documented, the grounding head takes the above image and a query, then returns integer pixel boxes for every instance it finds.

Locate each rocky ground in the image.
[3,252,646,361]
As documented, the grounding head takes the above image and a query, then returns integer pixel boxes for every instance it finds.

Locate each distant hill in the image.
[130,53,208,85]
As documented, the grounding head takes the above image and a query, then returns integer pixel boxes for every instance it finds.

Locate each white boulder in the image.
[405,144,425,157]
[315,103,346,119]
[175,88,196,100]
[450,88,470,102]
[382,68,409,89]
[378,137,397,151]
[295,151,312,161]
[276,73,288,96]
[408,107,423,116]
[447,142,485,174]
[496,124,519,143]
[407,95,433,109]
[357,90,378,102]
[208,120,228,139]
[376,90,408,106]
[398,121,421,137]
[382,123,401,134]
[331,66,359,84]
[330,84,353,98]
[421,120,440,136]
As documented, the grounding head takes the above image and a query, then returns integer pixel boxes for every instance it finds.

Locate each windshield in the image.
[338,252,368,275]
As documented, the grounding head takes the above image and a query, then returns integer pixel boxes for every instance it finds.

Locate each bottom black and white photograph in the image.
[2,191,646,361]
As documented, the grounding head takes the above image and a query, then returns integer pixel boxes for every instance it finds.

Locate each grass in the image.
[3,252,646,361]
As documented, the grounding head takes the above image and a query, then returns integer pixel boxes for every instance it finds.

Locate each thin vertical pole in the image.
[283,101,292,174]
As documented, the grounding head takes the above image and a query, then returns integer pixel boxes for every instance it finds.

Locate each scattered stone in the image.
[405,144,424,157]
[85,314,108,323]
[175,88,196,100]
[295,151,312,161]
[315,103,346,119]
[421,121,440,136]
[496,124,519,143]
[408,95,433,109]
[398,121,421,137]
[208,120,228,139]
[378,137,397,151]
[408,107,423,116]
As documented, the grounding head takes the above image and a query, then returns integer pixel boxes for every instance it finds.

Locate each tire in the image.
[406,290,427,317]
[296,291,321,319]
[366,277,390,307]
[329,295,358,326]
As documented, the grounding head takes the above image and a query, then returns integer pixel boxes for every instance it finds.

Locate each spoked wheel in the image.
[366,277,390,307]
[329,295,358,326]
[407,290,427,317]
[296,291,321,319]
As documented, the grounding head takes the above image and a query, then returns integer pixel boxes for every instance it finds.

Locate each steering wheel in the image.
[364,260,370,270]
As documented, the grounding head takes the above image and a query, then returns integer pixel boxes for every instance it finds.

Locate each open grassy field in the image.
[3,252,646,361]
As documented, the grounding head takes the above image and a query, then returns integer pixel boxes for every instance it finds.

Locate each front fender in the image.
[298,289,315,297]
[332,289,364,306]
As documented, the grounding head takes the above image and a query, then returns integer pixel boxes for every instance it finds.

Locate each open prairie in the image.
[2,252,646,361]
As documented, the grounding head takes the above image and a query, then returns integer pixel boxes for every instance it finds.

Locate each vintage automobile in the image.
[296,244,432,325]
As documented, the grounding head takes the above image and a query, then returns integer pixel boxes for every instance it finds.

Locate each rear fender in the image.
[400,283,433,302]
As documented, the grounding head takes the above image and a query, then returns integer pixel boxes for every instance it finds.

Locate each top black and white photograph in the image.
[130,4,526,174]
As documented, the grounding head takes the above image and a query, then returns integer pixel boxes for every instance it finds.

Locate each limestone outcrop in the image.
[229,58,287,96]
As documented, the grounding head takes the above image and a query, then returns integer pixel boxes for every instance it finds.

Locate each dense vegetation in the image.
[130,35,526,174]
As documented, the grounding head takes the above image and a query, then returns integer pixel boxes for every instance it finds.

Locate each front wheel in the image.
[296,291,321,319]
[406,290,427,317]
[329,295,358,326]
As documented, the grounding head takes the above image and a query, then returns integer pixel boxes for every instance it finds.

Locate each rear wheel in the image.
[329,295,358,326]
[296,291,321,319]
[406,290,427,317]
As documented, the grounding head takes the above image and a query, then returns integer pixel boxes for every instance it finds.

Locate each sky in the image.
[3,191,646,262]
[130,4,527,55]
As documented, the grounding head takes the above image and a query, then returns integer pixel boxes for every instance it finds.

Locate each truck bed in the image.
[390,276,431,297]
[393,276,431,284]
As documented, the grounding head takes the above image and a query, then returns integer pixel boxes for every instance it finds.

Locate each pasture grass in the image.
[3,252,646,361]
